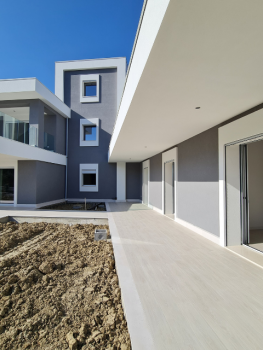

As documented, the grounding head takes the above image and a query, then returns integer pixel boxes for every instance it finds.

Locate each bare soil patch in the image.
[40,202,106,211]
[0,222,131,350]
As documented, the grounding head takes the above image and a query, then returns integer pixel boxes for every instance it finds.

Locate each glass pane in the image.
[84,83,97,96]
[84,125,96,141]
[0,115,3,137]
[0,169,14,201]
[0,111,29,145]
[83,173,96,186]
[44,132,55,151]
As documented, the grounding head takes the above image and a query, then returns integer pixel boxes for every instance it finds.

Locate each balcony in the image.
[0,111,29,145]
[0,108,56,153]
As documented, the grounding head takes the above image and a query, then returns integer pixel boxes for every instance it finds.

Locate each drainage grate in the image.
[94,229,107,241]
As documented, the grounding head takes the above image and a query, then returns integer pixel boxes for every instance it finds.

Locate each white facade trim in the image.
[80,74,100,103]
[162,147,178,217]
[79,118,99,147]
[117,162,126,201]
[79,164,98,192]
[0,136,67,166]
[142,159,150,206]
[218,109,263,247]
[0,78,70,119]
[55,58,126,110]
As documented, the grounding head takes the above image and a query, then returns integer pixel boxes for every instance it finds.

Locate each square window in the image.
[80,74,100,103]
[80,118,99,146]
[84,82,97,97]
[84,125,97,141]
[83,173,96,186]
[80,164,98,192]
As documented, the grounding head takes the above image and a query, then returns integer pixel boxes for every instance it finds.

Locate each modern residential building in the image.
[0,57,143,208]
[1,0,263,261]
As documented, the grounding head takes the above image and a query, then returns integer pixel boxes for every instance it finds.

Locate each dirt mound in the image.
[0,222,131,350]
[0,222,47,255]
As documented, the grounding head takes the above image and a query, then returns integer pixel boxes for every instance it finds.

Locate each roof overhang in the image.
[109,0,263,162]
[0,78,71,119]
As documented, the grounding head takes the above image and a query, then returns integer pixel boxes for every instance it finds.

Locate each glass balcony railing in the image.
[0,113,29,144]
[0,112,56,152]
[44,132,55,152]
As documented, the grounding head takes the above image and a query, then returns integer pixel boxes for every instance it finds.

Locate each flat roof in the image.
[0,78,71,119]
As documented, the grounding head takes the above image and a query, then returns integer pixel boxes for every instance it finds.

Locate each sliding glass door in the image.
[0,169,14,202]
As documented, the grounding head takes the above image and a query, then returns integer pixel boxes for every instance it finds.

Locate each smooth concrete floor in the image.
[108,202,263,350]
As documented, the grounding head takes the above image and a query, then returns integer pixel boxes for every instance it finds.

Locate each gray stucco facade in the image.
[17,161,65,204]
[143,127,219,236]
[177,127,220,236]
[64,68,118,200]
[149,153,162,210]
[143,127,220,236]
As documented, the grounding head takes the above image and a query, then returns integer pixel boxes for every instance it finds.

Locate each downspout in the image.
[65,118,68,201]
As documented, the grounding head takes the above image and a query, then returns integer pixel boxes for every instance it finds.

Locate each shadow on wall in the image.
[149,153,162,211]
[177,126,219,237]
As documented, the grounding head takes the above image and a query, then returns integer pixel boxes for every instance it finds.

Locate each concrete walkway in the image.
[107,202,263,350]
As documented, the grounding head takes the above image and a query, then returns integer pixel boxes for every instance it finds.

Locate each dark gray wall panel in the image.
[149,153,162,210]
[64,68,117,199]
[177,127,219,236]
[36,162,65,203]
[0,116,3,136]
[178,127,218,182]
[29,100,45,149]
[18,161,65,204]
[17,161,37,204]
[126,163,142,200]
[55,114,66,155]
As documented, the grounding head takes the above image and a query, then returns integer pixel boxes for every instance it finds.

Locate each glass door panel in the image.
[0,169,14,202]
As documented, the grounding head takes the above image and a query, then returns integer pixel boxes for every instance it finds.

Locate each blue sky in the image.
[0,0,144,92]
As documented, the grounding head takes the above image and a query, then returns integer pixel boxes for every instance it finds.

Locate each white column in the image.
[117,162,126,202]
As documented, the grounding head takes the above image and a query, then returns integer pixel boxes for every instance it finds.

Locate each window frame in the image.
[79,164,98,192]
[79,118,99,147]
[80,74,100,103]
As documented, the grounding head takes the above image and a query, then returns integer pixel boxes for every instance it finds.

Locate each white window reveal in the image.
[80,74,100,103]
[79,118,99,147]
[79,164,98,192]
